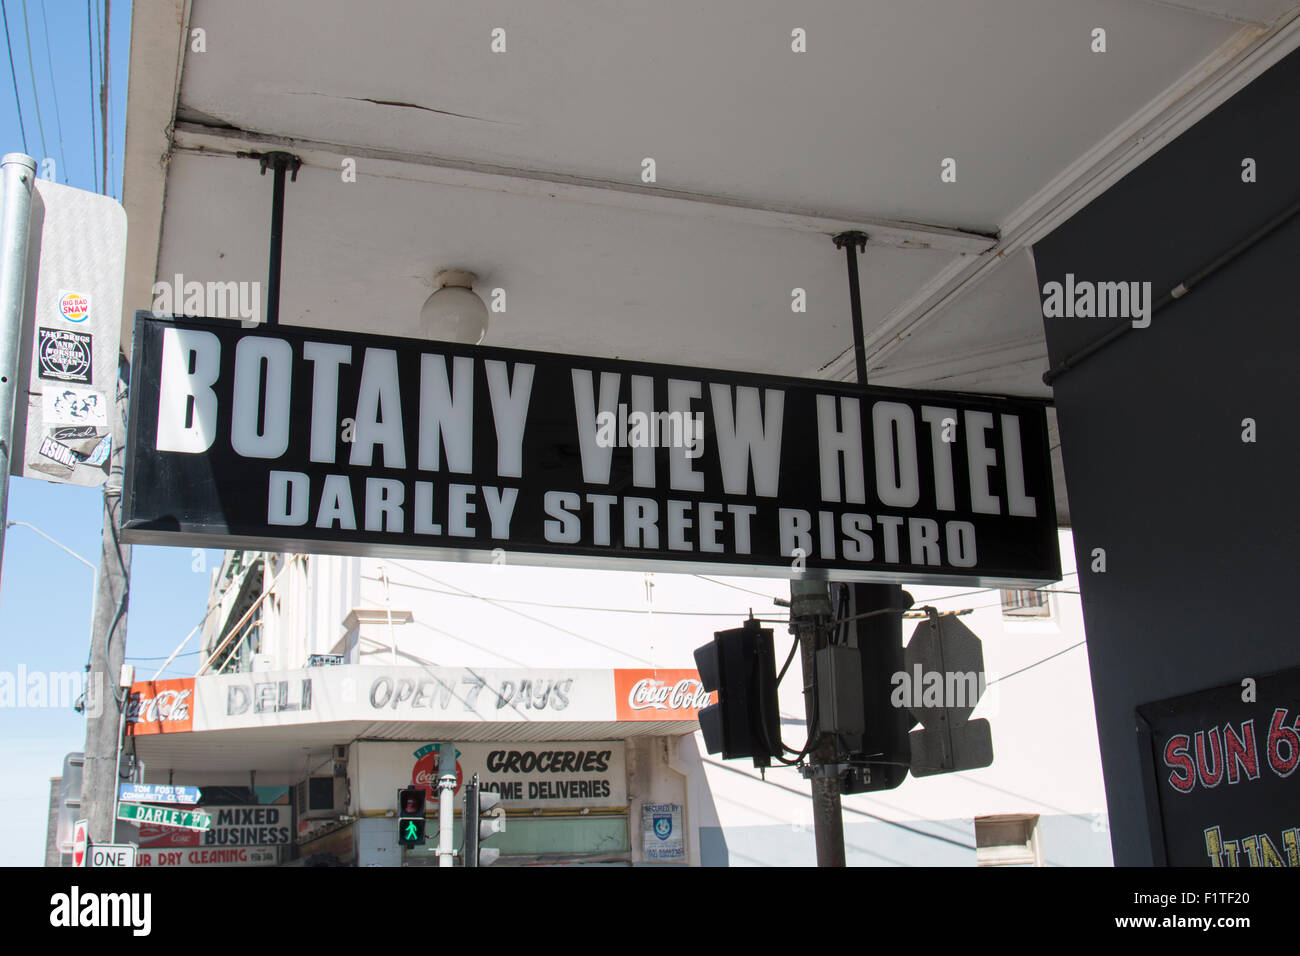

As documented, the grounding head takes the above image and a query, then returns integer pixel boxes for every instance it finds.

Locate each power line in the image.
[3,0,28,151]
[406,618,530,667]
[390,563,656,665]
[100,0,108,196]
[692,574,783,601]
[907,571,1081,607]
[38,0,66,182]
[19,0,46,160]
[94,0,106,196]
[85,0,97,192]
[692,570,1082,611]
[987,640,1086,685]
[703,757,978,852]
[359,573,788,620]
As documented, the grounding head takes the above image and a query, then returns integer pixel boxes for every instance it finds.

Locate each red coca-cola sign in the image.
[138,815,201,847]
[614,669,713,721]
[125,678,194,735]
[411,744,462,799]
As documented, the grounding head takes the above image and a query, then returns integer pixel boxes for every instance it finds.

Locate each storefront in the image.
[124,664,704,866]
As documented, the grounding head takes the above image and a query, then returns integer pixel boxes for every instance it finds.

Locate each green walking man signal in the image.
[397,786,427,847]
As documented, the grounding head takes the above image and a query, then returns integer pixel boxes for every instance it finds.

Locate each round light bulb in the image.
[420,273,488,344]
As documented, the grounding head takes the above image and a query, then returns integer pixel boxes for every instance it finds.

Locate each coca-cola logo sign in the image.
[628,677,710,712]
[125,678,195,735]
[128,689,191,723]
[614,669,712,721]
[411,743,462,799]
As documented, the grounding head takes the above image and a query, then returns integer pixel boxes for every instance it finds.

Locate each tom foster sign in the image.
[122,314,1059,585]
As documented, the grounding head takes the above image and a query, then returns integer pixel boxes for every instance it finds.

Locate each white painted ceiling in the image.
[176,0,1244,231]
[125,0,1300,525]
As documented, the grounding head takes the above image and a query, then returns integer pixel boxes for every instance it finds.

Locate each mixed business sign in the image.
[122,315,1059,586]
[130,804,289,867]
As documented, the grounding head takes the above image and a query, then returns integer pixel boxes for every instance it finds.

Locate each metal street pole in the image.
[81,363,132,846]
[790,580,844,866]
[438,742,457,867]
[109,663,133,844]
[0,153,37,586]
[825,231,912,865]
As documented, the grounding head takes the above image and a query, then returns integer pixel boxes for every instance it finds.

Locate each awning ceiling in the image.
[122,0,1300,530]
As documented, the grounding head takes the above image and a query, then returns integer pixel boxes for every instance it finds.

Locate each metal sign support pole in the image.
[817,231,914,864]
[82,367,132,847]
[0,153,36,584]
[258,152,301,328]
[438,743,457,867]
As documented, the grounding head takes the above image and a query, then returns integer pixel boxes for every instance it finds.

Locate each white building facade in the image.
[123,529,1110,867]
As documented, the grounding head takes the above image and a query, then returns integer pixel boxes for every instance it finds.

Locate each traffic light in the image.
[397,787,426,846]
[693,618,781,767]
[840,583,913,793]
[463,774,506,867]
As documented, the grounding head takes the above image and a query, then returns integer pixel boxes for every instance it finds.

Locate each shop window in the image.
[975,814,1043,866]
[1000,588,1051,618]
[308,776,336,811]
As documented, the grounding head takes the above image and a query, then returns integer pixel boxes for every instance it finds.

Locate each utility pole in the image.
[80,361,132,846]
[783,231,910,867]
[790,581,843,866]
[0,153,37,582]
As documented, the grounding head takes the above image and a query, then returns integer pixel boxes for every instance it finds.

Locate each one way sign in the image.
[89,843,137,867]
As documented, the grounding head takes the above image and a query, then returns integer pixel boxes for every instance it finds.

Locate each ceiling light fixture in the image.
[420,269,489,344]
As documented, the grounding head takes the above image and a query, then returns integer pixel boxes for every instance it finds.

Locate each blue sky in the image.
[0,0,221,865]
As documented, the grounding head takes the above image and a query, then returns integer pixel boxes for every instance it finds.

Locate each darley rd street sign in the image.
[122,314,1059,587]
[117,803,212,831]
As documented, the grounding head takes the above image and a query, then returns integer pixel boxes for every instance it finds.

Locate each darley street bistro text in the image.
[124,316,1058,585]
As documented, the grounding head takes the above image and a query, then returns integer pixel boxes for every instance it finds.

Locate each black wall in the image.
[1033,47,1300,865]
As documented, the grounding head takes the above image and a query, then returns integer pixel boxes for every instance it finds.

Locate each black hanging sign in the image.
[122,314,1060,586]
[1136,666,1300,866]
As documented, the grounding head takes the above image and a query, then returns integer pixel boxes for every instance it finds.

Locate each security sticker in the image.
[37,328,93,384]
[42,386,107,426]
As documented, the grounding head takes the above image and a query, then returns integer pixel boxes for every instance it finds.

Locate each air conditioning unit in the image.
[296,775,348,820]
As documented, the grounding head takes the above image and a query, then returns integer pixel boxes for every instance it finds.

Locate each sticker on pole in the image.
[37,328,93,384]
[57,291,91,323]
[10,179,125,487]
